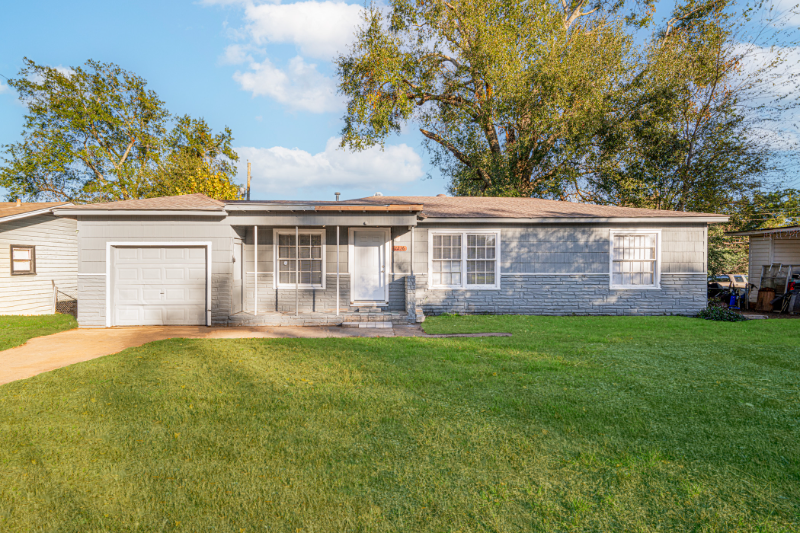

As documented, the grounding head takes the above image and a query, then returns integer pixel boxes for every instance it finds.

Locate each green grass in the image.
[0,315,798,532]
[0,314,77,351]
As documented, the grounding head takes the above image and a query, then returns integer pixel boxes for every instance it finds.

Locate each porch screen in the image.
[611,234,657,287]
[278,233,323,285]
[431,234,462,286]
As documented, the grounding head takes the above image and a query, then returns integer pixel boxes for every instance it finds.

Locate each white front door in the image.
[353,230,386,302]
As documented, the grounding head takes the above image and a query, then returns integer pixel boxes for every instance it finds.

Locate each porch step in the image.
[342,321,393,329]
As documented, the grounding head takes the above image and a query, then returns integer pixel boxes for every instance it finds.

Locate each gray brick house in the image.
[53,193,728,327]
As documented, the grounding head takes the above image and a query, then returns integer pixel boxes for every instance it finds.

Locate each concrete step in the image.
[342,322,393,328]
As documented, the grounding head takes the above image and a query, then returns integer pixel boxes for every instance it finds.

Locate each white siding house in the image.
[0,202,77,315]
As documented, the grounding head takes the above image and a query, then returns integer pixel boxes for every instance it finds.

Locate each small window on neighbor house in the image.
[10,245,35,275]
[611,234,658,288]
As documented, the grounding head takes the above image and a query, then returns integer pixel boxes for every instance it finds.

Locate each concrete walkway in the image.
[0,325,511,385]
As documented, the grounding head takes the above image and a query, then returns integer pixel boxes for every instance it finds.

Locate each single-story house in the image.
[727,225,800,302]
[0,200,77,315]
[52,193,728,328]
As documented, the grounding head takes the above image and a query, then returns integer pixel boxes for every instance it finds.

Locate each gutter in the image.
[419,216,730,224]
[53,209,227,217]
[726,226,800,237]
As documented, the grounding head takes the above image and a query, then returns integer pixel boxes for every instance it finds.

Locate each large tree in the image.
[337,0,797,205]
[0,58,241,202]
[337,0,644,197]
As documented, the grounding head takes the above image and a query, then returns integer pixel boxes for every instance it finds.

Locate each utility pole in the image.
[246,161,251,201]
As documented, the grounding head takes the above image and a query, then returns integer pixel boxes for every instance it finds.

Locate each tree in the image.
[337,0,643,197]
[0,58,241,202]
[149,116,241,200]
[580,0,788,215]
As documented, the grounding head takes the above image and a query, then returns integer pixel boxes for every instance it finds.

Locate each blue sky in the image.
[0,0,797,201]
[0,0,443,201]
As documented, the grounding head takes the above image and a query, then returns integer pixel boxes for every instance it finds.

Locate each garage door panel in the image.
[142,248,161,260]
[113,246,207,326]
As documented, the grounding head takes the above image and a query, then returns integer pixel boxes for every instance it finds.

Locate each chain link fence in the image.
[55,287,78,317]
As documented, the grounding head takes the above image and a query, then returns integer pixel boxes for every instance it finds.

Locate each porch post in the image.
[295,225,299,316]
[254,225,258,315]
[410,226,414,275]
[336,225,340,316]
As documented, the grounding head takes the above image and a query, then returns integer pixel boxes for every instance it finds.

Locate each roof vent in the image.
[335,192,341,201]
[436,194,447,197]
[15,198,21,207]
[374,192,383,196]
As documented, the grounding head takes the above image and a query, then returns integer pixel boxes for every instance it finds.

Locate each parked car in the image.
[708,274,748,299]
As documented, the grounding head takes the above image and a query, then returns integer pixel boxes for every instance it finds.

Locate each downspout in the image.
[295,226,299,317]
[410,226,414,275]
[254,225,258,315]
[336,225,340,316]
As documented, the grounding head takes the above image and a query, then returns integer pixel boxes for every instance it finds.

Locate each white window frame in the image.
[609,229,661,290]
[428,229,501,290]
[272,228,327,290]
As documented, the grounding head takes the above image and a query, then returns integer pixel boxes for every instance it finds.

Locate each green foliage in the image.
[0,315,798,530]
[0,315,77,351]
[696,305,748,322]
[337,0,639,197]
[0,58,240,202]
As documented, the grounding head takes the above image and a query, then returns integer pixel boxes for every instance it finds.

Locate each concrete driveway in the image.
[0,325,395,386]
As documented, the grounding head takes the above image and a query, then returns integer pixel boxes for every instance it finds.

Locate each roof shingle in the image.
[0,202,71,219]
[343,196,724,219]
[63,193,225,211]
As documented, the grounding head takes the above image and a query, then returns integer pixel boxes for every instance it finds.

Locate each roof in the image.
[52,193,728,221]
[341,196,725,219]
[62,194,226,212]
[727,225,800,237]
[0,202,72,223]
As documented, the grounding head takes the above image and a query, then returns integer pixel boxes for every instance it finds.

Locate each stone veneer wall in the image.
[413,273,707,316]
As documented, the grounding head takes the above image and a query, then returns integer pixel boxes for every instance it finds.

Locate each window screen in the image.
[466,234,496,285]
[431,234,462,286]
[611,234,656,287]
[278,233,323,285]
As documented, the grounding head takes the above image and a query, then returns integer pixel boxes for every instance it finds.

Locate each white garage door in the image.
[113,246,207,326]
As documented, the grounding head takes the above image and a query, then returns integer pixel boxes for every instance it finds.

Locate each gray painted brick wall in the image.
[413,273,706,316]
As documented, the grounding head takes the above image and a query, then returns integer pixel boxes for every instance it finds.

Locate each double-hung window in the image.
[274,230,325,288]
[430,231,500,289]
[610,231,660,289]
[10,245,35,275]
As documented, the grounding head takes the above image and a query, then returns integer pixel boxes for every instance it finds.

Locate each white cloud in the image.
[219,44,260,65]
[0,80,9,94]
[243,1,363,58]
[236,137,424,194]
[233,56,342,112]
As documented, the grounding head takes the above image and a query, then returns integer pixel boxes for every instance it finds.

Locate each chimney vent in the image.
[335,192,341,201]
[16,198,21,207]
[374,192,383,197]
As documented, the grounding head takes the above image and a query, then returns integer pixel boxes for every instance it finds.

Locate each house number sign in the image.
[393,246,407,251]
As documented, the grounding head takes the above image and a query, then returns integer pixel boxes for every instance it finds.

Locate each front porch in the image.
[226,307,421,328]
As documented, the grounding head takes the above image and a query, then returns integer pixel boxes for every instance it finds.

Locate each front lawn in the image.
[0,316,797,531]
[0,314,77,351]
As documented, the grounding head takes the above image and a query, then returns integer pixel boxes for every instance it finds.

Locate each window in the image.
[610,232,659,289]
[430,231,500,289]
[10,245,35,275]
[432,234,462,286]
[275,231,325,288]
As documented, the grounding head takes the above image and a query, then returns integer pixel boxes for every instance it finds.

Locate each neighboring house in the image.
[727,225,800,301]
[52,193,728,328]
[0,201,77,315]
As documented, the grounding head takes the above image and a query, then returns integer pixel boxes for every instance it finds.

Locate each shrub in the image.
[697,306,748,322]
